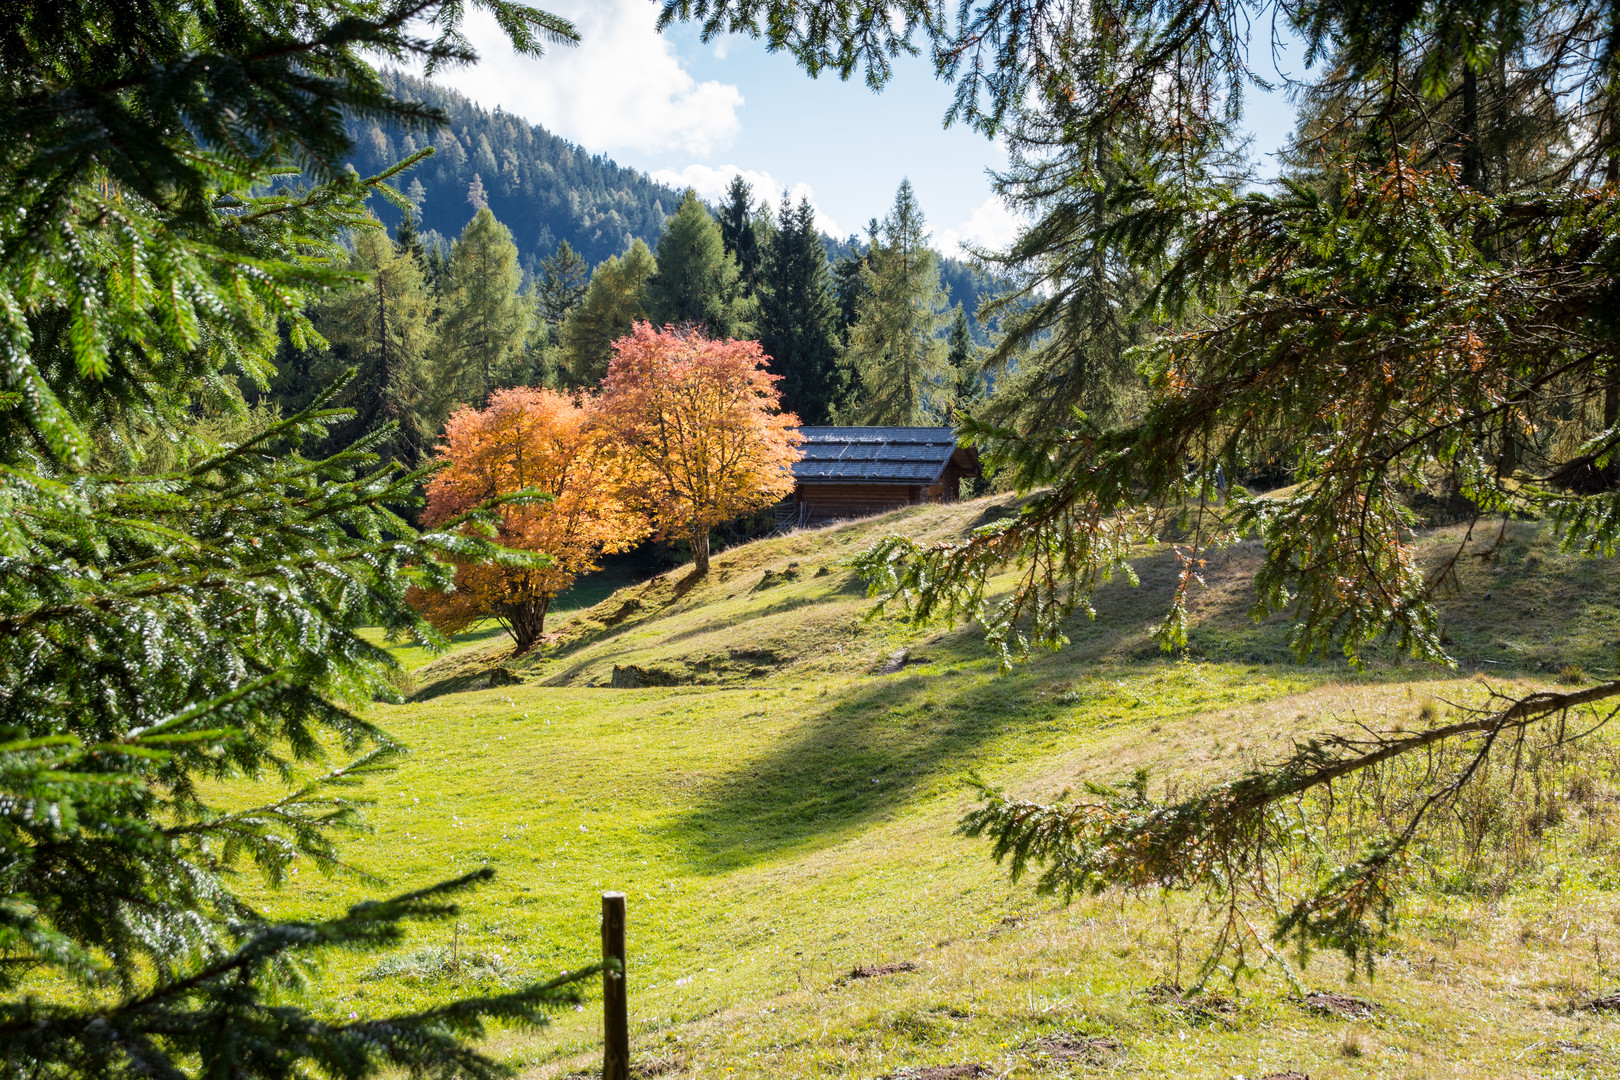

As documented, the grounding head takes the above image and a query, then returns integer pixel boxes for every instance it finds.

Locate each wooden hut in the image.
[779,426,981,527]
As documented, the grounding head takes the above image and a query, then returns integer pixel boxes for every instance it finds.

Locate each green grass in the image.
[223,502,1620,1079]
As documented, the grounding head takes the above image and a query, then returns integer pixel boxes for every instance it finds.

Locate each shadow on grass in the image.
[666,634,1067,875]
[661,528,1602,875]
[664,552,1239,875]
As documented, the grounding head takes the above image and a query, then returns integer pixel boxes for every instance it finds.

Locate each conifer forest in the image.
[6,2,1620,1079]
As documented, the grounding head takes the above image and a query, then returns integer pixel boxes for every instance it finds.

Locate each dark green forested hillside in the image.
[348,70,678,268]
[347,71,1003,336]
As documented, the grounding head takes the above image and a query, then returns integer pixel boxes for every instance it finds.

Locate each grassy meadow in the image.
[227,497,1620,1079]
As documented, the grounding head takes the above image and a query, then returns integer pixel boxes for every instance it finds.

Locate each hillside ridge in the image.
[407,500,1620,700]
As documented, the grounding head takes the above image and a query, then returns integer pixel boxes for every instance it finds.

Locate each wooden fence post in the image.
[602,891,629,1080]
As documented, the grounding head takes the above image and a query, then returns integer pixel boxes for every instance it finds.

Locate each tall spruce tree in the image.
[396,207,428,266]
[832,228,876,337]
[943,303,982,423]
[718,174,765,296]
[536,238,590,334]
[313,229,443,462]
[843,180,950,425]
[439,207,531,404]
[559,239,657,386]
[758,195,843,423]
[647,189,750,338]
[0,1,600,1077]
[975,116,1169,433]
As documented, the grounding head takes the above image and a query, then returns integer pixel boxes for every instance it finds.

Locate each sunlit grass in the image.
[226,501,1620,1078]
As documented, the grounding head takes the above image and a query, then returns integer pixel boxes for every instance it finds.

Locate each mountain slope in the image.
[348,70,681,268]
[345,72,1009,331]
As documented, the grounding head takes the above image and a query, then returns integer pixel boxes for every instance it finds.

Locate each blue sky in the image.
[437,1,1305,256]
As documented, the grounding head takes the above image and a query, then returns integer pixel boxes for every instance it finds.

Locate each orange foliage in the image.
[410,387,646,652]
[598,323,800,573]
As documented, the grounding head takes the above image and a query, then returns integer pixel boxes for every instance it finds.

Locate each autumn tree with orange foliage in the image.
[414,387,646,653]
[600,323,800,574]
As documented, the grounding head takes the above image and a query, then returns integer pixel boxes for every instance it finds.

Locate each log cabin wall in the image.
[796,484,918,524]
[785,427,981,527]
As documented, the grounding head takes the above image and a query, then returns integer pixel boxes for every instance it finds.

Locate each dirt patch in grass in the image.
[846,961,919,981]
[882,1066,989,1079]
[1143,982,1240,1022]
[1301,991,1379,1019]
[873,649,911,675]
[1025,1032,1121,1065]
[1258,1073,1311,1080]
[1581,989,1620,1011]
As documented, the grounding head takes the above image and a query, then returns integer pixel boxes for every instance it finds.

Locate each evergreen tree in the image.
[844,181,950,425]
[0,0,599,1075]
[647,189,751,338]
[718,174,764,296]
[317,229,444,462]
[977,121,1159,434]
[396,207,427,266]
[536,238,590,334]
[559,239,657,386]
[439,207,531,404]
[944,303,983,423]
[424,237,449,294]
[758,196,843,423]
[832,234,874,336]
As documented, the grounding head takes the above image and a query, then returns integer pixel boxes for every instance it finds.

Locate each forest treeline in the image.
[261,174,988,468]
[345,70,1000,337]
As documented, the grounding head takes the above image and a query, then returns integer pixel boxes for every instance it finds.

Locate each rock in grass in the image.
[1302,991,1379,1019]
[844,960,918,982]
[609,664,683,688]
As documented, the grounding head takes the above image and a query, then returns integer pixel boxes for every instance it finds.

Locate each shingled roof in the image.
[792,427,968,485]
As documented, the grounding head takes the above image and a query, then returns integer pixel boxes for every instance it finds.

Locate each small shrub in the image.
[1559,664,1587,685]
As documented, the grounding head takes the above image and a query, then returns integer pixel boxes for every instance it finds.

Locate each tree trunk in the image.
[1461,64,1483,192]
[691,528,711,575]
[506,595,553,654]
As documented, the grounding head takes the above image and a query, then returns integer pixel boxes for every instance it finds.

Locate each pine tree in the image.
[647,189,751,338]
[718,174,764,296]
[944,304,982,423]
[396,208,428,266]
[977,120,1158,434]
[438,207,531,405]
[844,181,950,425]
[316,229,444,463]
[832,235,874,336]
[0,0,598,1075]
[559,239,657,386]
[758,196,843,424]
[536,239,590,334]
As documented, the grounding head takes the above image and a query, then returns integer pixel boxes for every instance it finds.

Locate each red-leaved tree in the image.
[412,387,646,653]
[599,323,800,574]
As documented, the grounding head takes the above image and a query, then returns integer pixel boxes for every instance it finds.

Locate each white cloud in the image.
[935,195,1024,259]
[429,1,742,157]
[648,164,844,237]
